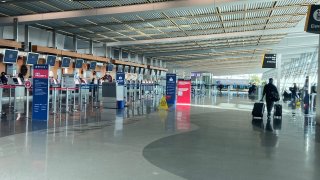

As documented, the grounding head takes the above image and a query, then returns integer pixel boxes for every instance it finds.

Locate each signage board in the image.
[3,49,19,63]
[32,64,49,121]
[262,54,277,68]
[24,80,32,89]
[61,57,71,68]
[62,74,76,88]
[116,72,125,86]
[26,52,40,65]
[177,80,191,104]
[166,73,177,105]
[46,55,56,66]
[305,5,320,34]
[89,61,97,70]
[75,59,84,69]
[191,72,202,77]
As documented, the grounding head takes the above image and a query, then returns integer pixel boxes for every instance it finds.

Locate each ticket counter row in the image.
[0,77,164,116]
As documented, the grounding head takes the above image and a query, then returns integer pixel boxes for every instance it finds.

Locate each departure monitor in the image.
[46,55,57,66]
[61,57,71,68]
[3,49,19,63]
[75,59,84,69]
[26,52,40,65]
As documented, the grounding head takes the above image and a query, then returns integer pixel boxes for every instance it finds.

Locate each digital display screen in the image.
[3,49,19,63]
[46,55,56,66]
[26,52,39,65]
[75,59,84,69]
[12,77,18,84]
[89,61,97,70]
[61,57,71,68]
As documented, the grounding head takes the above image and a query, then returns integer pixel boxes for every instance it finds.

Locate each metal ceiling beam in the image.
[57,13,305,31]
[106,28,300,47]
[0,0,278,25]
[148,43,319,58]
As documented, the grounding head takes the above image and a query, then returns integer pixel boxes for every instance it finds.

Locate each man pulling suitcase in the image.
[260,78,280,119]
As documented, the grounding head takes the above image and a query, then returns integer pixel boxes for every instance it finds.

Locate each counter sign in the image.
[305,5,320,34]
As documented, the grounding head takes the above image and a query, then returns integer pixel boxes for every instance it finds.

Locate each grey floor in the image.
[0,93,319,180]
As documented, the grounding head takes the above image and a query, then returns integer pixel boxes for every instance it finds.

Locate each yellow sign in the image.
[158,96,169,110]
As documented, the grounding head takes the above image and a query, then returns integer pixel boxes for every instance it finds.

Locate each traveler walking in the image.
[260,78,280,118]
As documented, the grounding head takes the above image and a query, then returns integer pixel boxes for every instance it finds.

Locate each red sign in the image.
[24,80,31,89]
[177,80,191,104]
[33,65,49,79]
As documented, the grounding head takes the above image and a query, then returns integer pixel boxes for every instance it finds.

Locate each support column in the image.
[106,46,112,58]
[89,39,93,54]
[119,48,123,60]
[13,18,18,42]
[73,35,78,52]
[142,55,147,64]
[160,60,163,67]
[316,35,320,125]
[52,30,57,48]
[24,25,29,52]
[277,54,282,92]
[135,54,139,63]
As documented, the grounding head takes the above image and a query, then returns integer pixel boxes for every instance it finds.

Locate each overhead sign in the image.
[305,5,320,34]
[262,54,276,68]
[46,55,56,66]
[3,49,19,63]
[177,80,191,104]
[191,72,202,77]
[166,73,177,105]
[32,64,49,121]
[116,72,125,86]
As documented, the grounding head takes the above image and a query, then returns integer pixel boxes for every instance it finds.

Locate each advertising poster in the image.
[177,79,191,104]
[166,73,176,105]
[32,64,49,121]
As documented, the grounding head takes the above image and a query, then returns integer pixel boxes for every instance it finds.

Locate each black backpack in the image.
[270,90,280,101]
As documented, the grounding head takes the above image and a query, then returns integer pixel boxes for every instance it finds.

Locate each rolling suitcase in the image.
[274,104,282,119]
[252,102,265,120]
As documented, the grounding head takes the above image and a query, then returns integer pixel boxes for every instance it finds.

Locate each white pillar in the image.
[316,36,320,125]
[277,54,282,92]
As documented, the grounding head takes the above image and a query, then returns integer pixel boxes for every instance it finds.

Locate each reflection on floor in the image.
[0,94,319,180]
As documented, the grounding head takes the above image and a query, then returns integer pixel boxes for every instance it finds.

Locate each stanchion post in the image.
[66,88,69,112]
[53,88,57,114]
[0,88,3,114]
[26,88,29,118]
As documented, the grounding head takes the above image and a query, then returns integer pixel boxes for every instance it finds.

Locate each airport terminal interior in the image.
[1,0,320,179]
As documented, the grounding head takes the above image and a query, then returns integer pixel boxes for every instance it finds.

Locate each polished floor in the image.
[0,93,319,180]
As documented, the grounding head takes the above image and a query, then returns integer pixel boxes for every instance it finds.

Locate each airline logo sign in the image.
[262,54,276,68]
[305,5,320,34]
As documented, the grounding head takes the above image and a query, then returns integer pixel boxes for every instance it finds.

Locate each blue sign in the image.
[32,64,49,121]
[75,59,84,68]
[89,61,97,70]
[61,57,71,68]
[46,55,56,66]
[3,49,19,63]
[116,72,125,86]
[166,73,176,105]
[26,52,39,65]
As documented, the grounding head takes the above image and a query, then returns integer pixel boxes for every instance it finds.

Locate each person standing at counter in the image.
[0,72,8,85]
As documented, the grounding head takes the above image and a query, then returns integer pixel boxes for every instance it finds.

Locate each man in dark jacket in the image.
[260,78,279,118]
